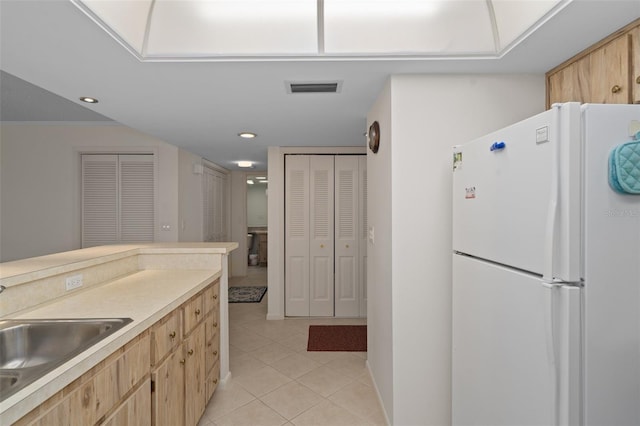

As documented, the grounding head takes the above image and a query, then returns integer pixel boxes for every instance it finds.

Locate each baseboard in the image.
[366,360,391,426]
[219,371,232,389]
[266,313,284,320]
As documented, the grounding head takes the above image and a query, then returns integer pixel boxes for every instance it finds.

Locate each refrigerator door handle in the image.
[543,282,561,426]
[542,282,582,426]
[543,106,562,282]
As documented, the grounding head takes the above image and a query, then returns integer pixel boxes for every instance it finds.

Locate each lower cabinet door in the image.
[152,349,185,426]
[103,378,152,426]
[185,322,206,426]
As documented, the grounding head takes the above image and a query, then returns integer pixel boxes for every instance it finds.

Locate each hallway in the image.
[197,267,385,425]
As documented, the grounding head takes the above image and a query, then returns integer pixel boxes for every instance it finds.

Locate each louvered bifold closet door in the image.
[334,156,360,317]
[285,155,311,316]
[309,156,335,316]
[119,155,154,243]
[358,156,368,317]
[82,155,119,247]
[82,154,154,247]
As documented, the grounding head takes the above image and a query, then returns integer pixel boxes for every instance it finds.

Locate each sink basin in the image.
[0,318,133,401]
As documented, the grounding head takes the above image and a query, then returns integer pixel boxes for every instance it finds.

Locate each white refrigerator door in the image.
[452,254,580,426]
[582,104,640,425]
[452,103,581,281]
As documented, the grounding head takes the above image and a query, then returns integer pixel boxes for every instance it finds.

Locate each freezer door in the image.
[452,103,581,280]
[452,254,581,426]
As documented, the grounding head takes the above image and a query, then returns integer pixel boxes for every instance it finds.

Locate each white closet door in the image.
[203,166,229,242]
[359,156,368,317]
[309,156,335,316]
[82,154,119,247]
[334,156,359,317]
[285,155,311,316]
[119,155,154,243]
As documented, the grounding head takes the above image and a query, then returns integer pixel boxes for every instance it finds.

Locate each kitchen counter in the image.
[0,243,237,425]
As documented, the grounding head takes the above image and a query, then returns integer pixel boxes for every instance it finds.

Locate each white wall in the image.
[365,80,395,422]
[366,74,545,425]
[0,123,180,261]
[229,170,248,278]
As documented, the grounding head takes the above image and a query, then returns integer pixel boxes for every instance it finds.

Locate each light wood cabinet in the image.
[14,279,220,426]
[184,322,206,426]
[15,332,150,426]
[546,18,640,107]
[151,345,185,426]
[150,279,220,426]
[103,378,152,426]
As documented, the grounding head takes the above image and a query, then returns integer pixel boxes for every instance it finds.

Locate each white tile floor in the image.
[197,267,387,426]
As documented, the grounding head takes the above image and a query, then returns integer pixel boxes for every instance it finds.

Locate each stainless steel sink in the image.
[0,318,133,401]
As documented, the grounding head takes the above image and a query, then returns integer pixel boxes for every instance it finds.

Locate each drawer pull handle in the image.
[208,342,212,347]
[213,350,218,356]
[180,359,185,365]
[213,294,218,300]
[636,76,640,84]
[213,379,218,384]
[169,331,176,339]
[611,85,622,94]
[195,309,201,315]
[213,322,218,328]
[188,349,194,356]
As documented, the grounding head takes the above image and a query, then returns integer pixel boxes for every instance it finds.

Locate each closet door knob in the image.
[346,244,349,248]
[195,309,201,315]
[169,331,176,339]
[188,349,194,356]
[611,85,622,94]
[320,244,324,248]
[636,76,640,84]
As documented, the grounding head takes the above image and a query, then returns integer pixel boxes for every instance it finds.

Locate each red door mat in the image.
[307,325,367,352]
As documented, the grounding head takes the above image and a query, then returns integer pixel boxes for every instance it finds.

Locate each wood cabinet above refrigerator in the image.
[546,18,640,108]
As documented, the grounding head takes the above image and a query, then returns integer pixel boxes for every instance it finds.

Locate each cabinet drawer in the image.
[205,310,219,345]
[205,330,220,374]
[183,292,204,335]
[203,280,220,316]
[150,310,181,366]
[205,361,220,404]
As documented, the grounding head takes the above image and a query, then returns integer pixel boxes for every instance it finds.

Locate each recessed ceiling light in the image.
[79,96,99,103]
[256,176,266,180]
[238,132,257,139]
[247,179,254,184]
[237,161,253,168]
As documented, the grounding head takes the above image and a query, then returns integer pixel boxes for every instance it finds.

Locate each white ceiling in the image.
[1,0,639,171]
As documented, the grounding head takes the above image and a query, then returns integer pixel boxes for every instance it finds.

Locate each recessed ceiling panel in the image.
[323,0,495,55]
[73,0,568,60]
[145,0,318,56]
[492,0,563,50]
[80,0,153,53]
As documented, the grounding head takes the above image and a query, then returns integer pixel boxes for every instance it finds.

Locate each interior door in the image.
[334,156,359,317]
[285,155,311,316]
[309,156,334,316]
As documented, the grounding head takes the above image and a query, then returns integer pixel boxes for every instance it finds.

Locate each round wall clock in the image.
[369,121,380,154]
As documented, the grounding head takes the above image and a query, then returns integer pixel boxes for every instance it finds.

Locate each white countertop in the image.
[0,258,228,425]
[0,243,236,288]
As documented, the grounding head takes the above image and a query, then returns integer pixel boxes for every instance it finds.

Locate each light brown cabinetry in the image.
[15,279,221,426]
[546,18,640,108]
[150,279,220,426]
[15,332,151,426]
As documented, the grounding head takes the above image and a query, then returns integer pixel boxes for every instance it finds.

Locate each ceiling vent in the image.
[286,81,342,94]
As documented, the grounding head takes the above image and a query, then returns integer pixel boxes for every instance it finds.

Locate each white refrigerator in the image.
[452,102,640,426]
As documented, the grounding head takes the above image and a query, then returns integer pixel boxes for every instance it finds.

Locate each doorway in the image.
[246,173,268,286]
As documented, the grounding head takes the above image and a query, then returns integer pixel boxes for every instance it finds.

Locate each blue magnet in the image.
[490,141,506,151]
